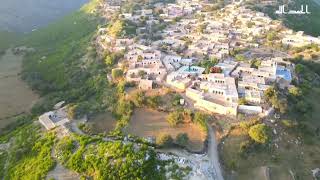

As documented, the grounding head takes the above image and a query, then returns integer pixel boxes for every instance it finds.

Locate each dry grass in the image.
[88,112,117,134]
[125,108,206,152]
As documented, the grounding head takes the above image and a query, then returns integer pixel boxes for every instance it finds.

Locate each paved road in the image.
[207,125,224,180]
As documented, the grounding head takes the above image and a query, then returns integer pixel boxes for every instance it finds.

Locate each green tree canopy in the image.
[108,20,124,38]
[248,124,271,144]
[176,133,189,147]
[157,134,173,147]
[111,68,123,81]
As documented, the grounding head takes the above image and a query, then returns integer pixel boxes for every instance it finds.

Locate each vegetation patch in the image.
[0,124,56,179]
[55,134,189,179]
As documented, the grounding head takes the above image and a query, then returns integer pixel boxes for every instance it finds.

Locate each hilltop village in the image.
[95,0,307,117]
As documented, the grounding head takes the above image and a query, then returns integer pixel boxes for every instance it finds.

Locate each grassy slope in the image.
[21,0,99,90]
[0,0,103,178]
[19,0,113,117]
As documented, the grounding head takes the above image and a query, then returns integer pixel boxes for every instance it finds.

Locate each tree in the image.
[111,69,123,81]
[264,87,275,98]
[176,133,189,147]
[295,64,305,74]
[250,59,261,68]
[167,111,183,127]
[266,31,277,41]
[67,104,77,120]
[138,70,146,78]
[105,55,115,66]
[271,96,288,114]
[288,87,302,97]
[248,124,271,144]
[108,20,124,38]
[137,55,143,62]
[156,134,173,147]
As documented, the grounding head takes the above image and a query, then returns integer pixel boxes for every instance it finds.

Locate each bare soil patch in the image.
[125,108,206,152]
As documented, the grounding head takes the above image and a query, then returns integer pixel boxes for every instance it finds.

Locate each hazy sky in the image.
[0,0,88,33]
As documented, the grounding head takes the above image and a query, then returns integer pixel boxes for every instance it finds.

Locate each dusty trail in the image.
[207,125,224,180]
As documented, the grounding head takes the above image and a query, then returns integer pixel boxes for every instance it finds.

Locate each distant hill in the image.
[252,0,320,37]
[0,0,88,33]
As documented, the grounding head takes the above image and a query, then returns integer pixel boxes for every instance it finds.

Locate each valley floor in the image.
[0,49,38,129]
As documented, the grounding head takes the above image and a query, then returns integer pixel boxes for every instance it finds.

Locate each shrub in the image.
[55,137,75,163]
[67,103,90,120]
[182,109,193,123]
[78,123,93,135]
[171,94,182,106]
[176,133,189,147]
[146,95,161,109]
[239,118,259,132]
[239,139,255,157]
[265,87,288,114]
[288,87,302,97]
[132,91,146,107]
[281,119,298,128]
[156,134,173,147]
[248,124,271,144]
[193,112,208,132]
[235,54,246,61]
[238,98,248,105]
[67,104,78,120]
[167,111,183,127]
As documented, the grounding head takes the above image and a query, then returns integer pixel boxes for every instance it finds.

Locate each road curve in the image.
[207,125,224,180]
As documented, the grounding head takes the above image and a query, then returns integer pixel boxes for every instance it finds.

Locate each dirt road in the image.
[207,125,224,180]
